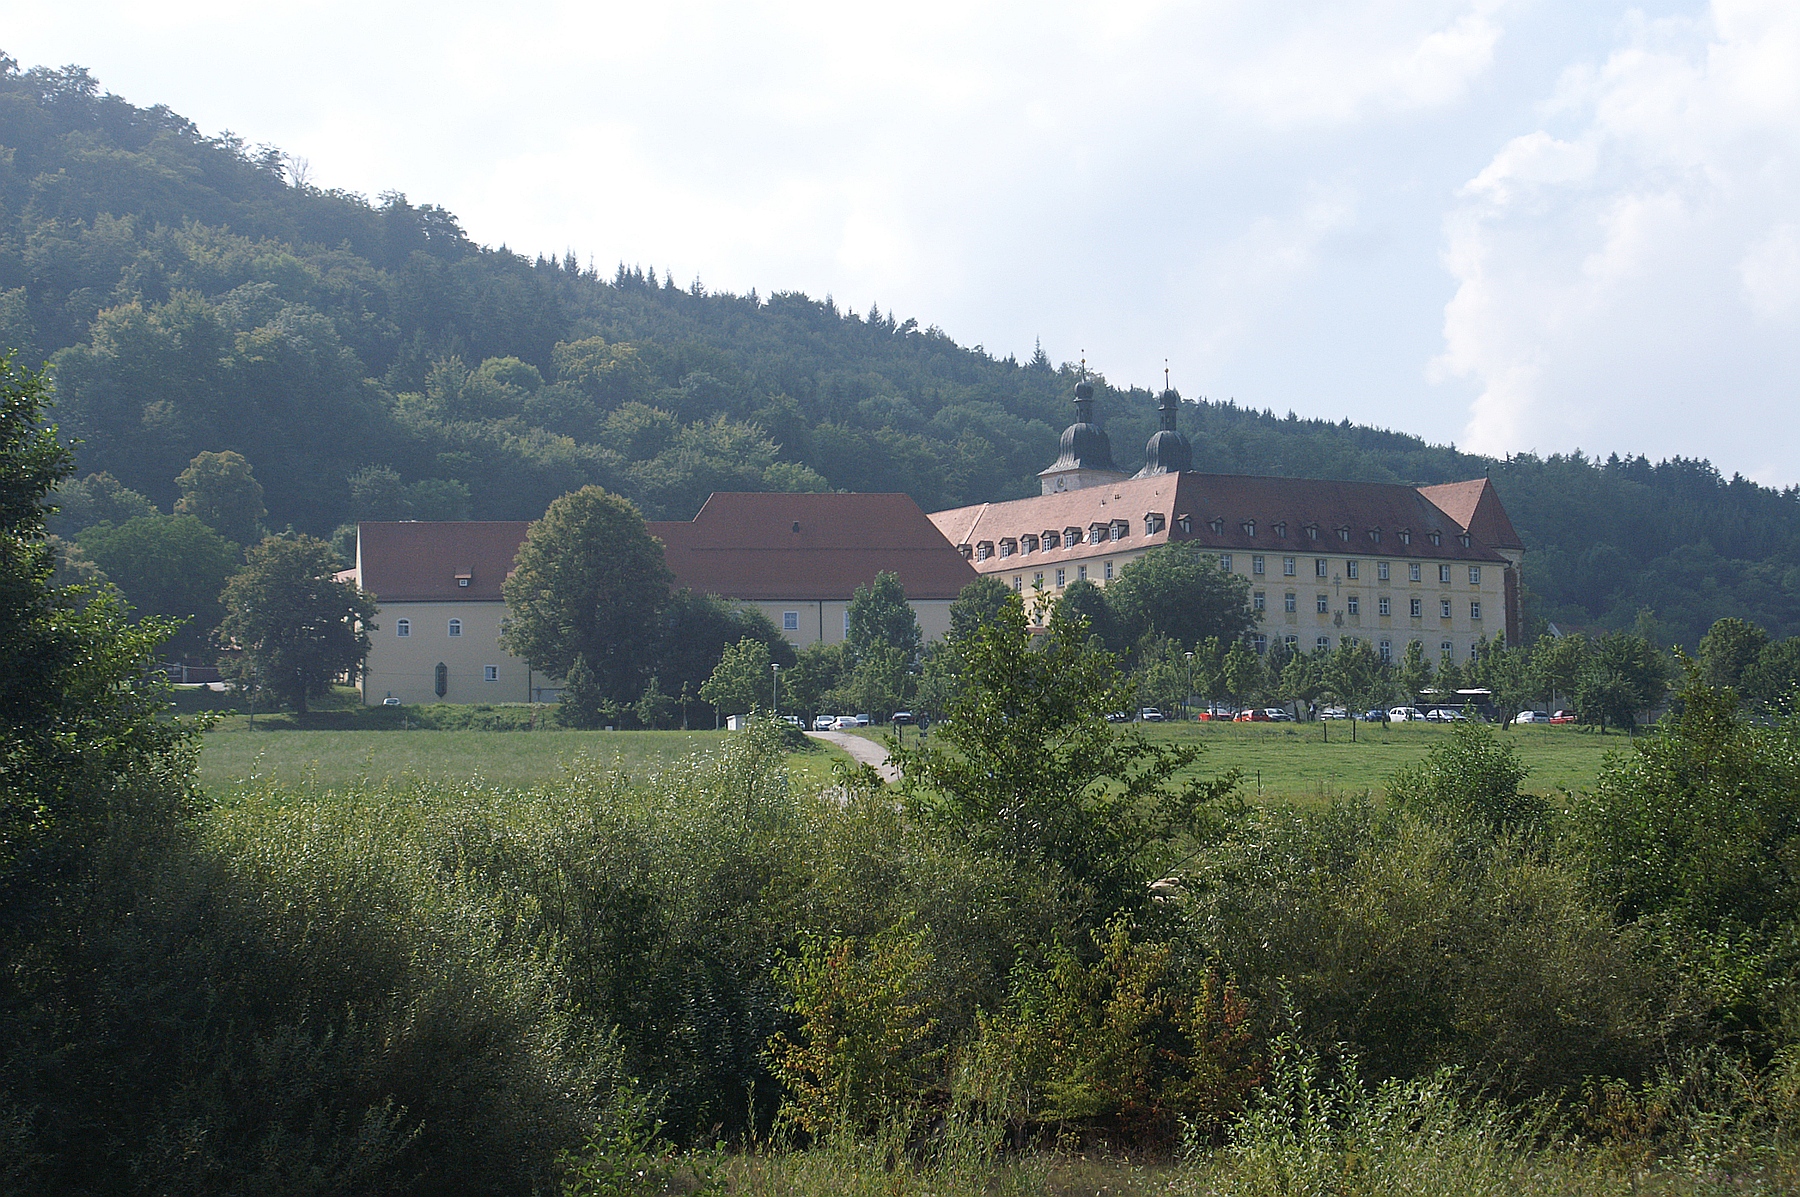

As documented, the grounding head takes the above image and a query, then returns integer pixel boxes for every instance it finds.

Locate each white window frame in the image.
[782,610,799,631]
[1471,601,1482,620]
[396,618,410,638]
[483,665,498,682]
[1378,596,1391,617]
[447,618,462,638]
[1378,561,1390,581]
[1440,598,1452,619]
[1469,565,1481,585]
[1346,560,1359,579]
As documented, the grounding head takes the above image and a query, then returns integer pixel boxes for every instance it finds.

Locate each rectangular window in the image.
[1347,595,1360,615]
[1411,597,1423,618]
[1284,556,1297,576]
[1104,560,1114,581]
[1442,641,1454,658]
[1252,634,1268,654]
[1379,639,1392,663]
[1284,634,1299,649]
[396,618,410,637]
[1469,565,1481,585]
[1252,555,1265,575]
[1316,594,1329,614]
[447,619,461,637]
[844,611,851,634]
[1056,568,1066,588]
[1410,563,1422,583]
[1253,591,1266,612]
[1219,553,1233,572]
[1439,564,1452,584]
[1346,560,1359,579]
[1034,572,1044,587]
[1440,598,1453,618]
[1078,564,1088,581]
[1284,592,1297,613]
[782,611,799,631]
[1317,635,1330,653]
[1315,558,1329,578]
[1471,600,1482,620]
[483,665,498,682]
[1378,596,1391,617]
[1012,576,1022,592]
[1378,561,1390,581]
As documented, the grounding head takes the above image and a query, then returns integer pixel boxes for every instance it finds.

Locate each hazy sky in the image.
[8,1,1799,481]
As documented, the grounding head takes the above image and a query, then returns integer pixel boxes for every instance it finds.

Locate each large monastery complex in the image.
[349,382,1523,705]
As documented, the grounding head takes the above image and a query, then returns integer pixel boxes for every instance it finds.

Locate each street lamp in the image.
[1184,651,1194,719]
[771,661,781,716]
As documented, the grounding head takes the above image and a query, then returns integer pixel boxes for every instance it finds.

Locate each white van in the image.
[1388,706,1425,722]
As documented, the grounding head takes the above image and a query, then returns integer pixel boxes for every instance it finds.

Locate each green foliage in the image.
[893,593,1237,918]
[1055,578,1118,651]
[700,635,775,717]
[947,574,1014,642]
[216,534,376,713]
[46,470,155,536]
[1388,719,1543,835]
[1698,617,1769,690]
[978,919,1261,1140]
[501,485,674,702]
[174,448,266,545]
[559,1084,723,1197]
[1575,631,1669,731]
[846,570,921,662]
[656,589,794,721]
[1106,544,1255,651]
[76,512,240,657]
[767,923,940,1138]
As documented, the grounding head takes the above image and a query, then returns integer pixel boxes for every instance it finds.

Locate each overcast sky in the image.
[8,1,1799,481]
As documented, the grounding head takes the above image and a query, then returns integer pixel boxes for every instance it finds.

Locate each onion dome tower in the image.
[1038,377,1128,495]
[1134,387,1192,477]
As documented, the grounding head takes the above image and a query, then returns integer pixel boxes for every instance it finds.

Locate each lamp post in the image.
[1184,651,1194,719]
[771,661,781,717]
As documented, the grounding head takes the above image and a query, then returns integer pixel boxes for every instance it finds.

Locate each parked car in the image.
[1319,706,1348,720]
[813,714,836,730]
[1426,708,1467,722]
[1264,708,1294,722]
[1138,708,1165,722]
[831,715,859,730]
[1196,705,1235,721]
[1362,708,1389,722]
[1515,710,1548,723]
[1549,709,1577,724]
[1107,711,1132,723]
[891,710,915,725]
[1388,706,1425,722]
[779,715,805,729]
[855,714,872,727]
[382,696,402,706]
[1233,708,1271,722]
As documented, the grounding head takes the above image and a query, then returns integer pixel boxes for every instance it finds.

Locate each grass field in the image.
[198,714,1625,805]
[197,727,853,795]
[866,718,1624,805]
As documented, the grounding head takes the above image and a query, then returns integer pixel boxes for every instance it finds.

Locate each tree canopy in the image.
[500,485,673,702]
[216,535,377,713]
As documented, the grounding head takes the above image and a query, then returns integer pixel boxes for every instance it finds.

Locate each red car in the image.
[1549,710,1577,724]
[1233,708,1271,722]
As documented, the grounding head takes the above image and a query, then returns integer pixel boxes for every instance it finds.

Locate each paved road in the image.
[806,730,900,782]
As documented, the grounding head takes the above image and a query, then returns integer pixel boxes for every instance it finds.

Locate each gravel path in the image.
[806,730,900,782]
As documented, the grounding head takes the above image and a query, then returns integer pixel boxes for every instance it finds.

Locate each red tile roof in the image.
[930,472,1512,566]
[356,492,979,605]
[1416,479,1525,551]
[649,492,979,601]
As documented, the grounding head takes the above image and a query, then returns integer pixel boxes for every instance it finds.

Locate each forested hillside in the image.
[4,55,1798,646]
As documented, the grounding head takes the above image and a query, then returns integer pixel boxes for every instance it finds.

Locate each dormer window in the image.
[1337,526,1351,542]
[1429,530,1442,546]
[960,544,973,558]
[1176,515,1192,535]
[1042,530,1060,550]
[1398,529,1412,546]
[1109,520,1128,540]
[1305,523,1320,541]
[1242,520,1257,537]
[1145,512,1166,535]
[999,538,1016,557]
[455,571,472,588]
[1065,526,1083,547]
[975,541,994,561]
[1458,533,1471,548]
[1209,517,1225,535]
[1088,523,1107,545]
[1272,522,1287,538]
[1022,534,1039,553]
[1369,528,1381,544]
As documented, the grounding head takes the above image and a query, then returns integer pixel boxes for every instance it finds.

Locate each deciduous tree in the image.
[1106,544,1254,650]
[846,570,920,662]
[174,450,266,546]
[216,535,376,713]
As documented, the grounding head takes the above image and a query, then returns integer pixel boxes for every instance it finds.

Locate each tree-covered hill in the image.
[4,55,1798,646]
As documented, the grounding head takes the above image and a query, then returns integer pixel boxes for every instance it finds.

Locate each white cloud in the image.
[1439,0,1800,478]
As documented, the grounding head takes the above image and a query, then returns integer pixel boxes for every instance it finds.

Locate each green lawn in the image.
[198,728,852,795]
[856,718,1625,806]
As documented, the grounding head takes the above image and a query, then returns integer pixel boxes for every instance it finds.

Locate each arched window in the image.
[447,619,462,637]
[396,618,411,637]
